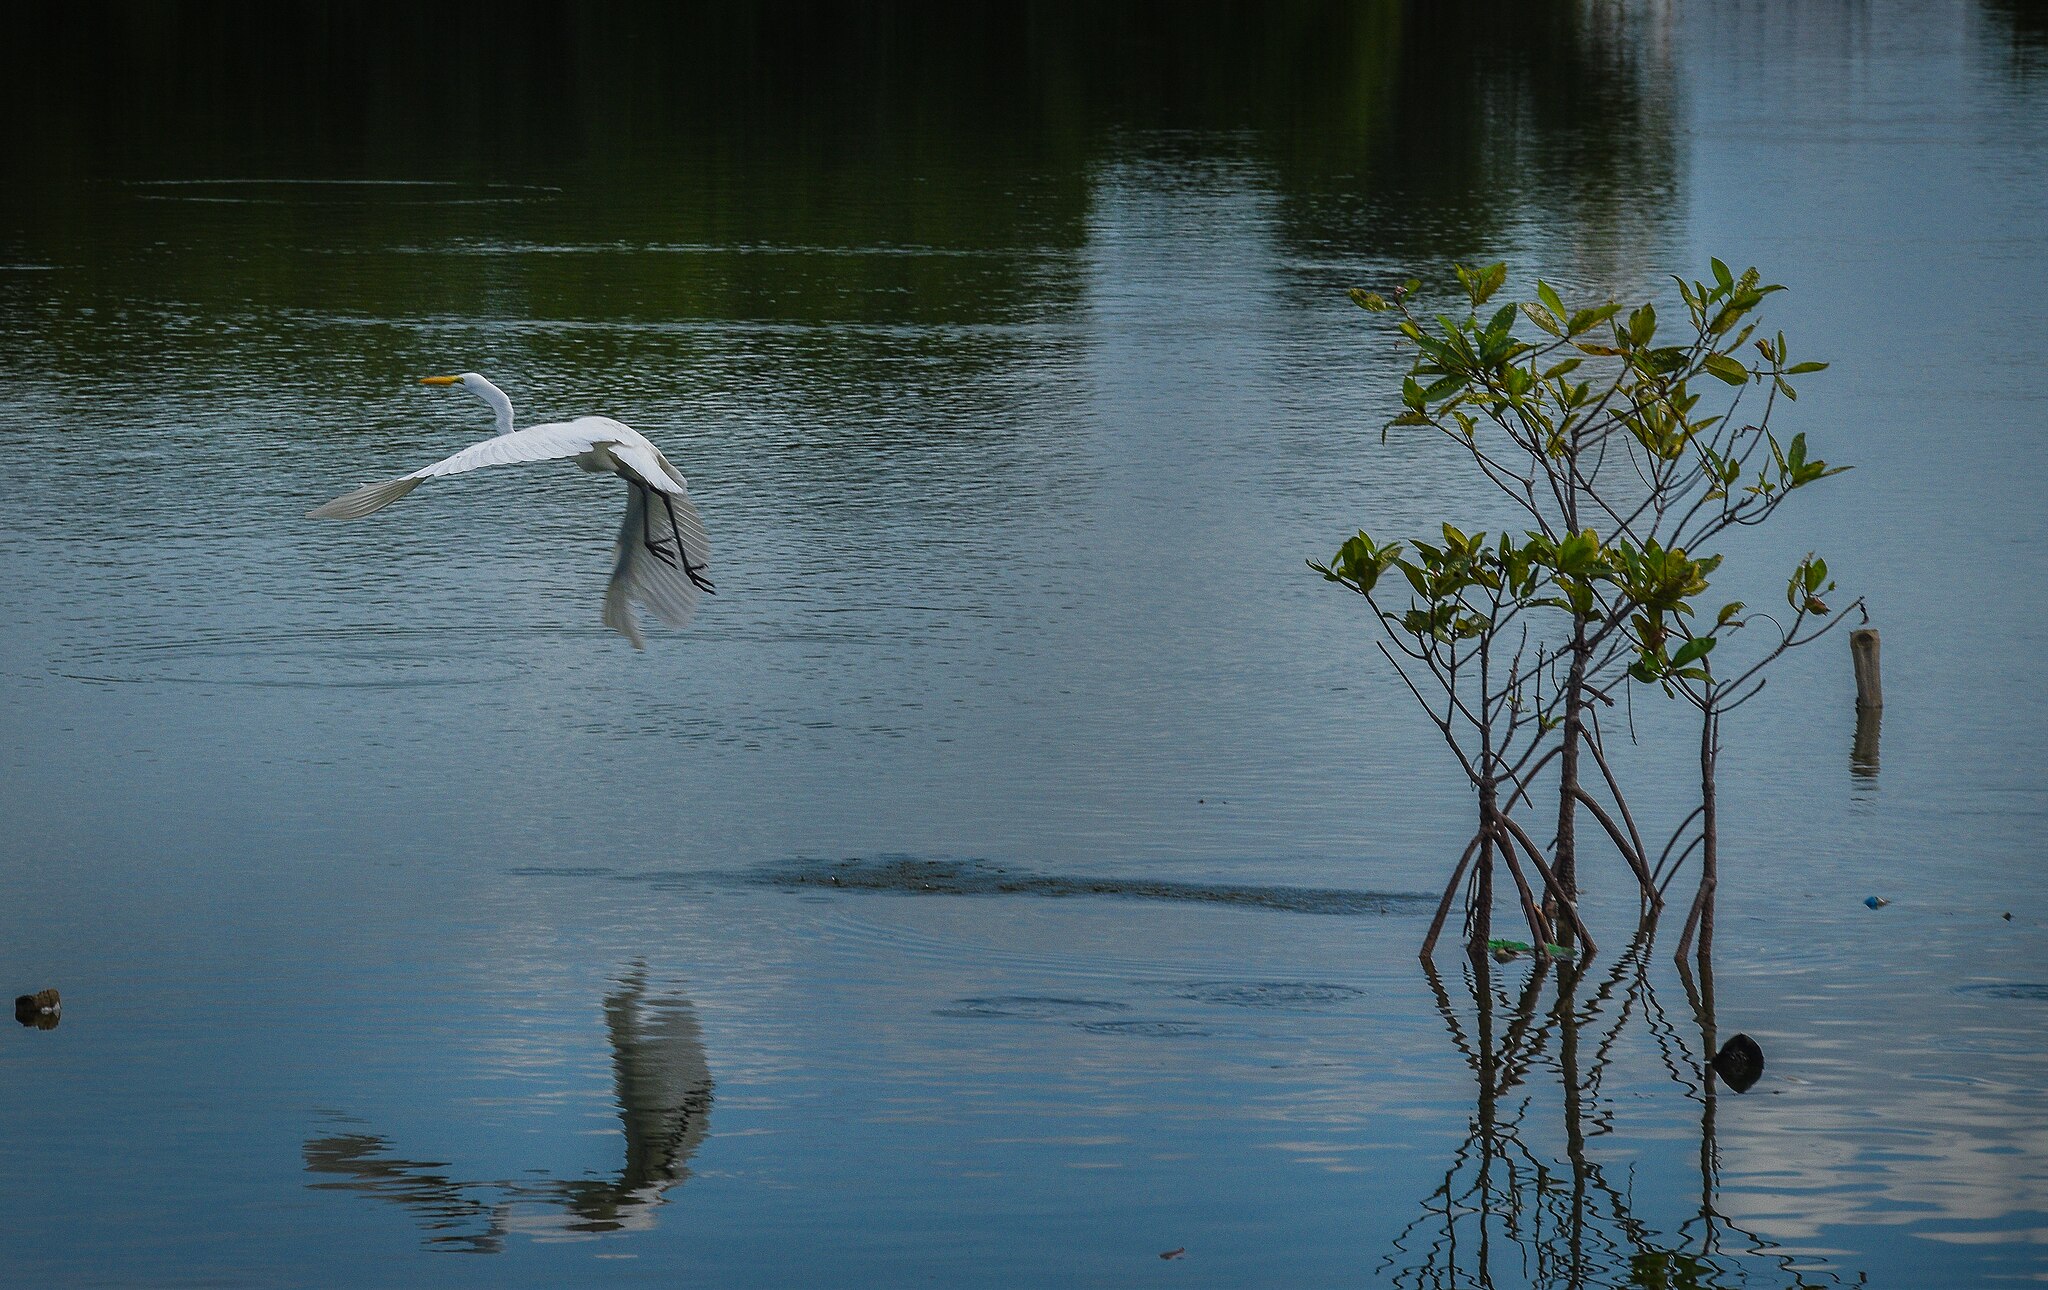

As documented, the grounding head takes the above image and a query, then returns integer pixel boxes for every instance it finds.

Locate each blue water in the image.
[1,3,2045,1284]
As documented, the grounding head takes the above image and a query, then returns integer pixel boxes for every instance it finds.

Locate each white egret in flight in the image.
[308,373,712,648]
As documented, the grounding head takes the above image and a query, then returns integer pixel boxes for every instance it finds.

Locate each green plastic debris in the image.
[1486,938,1577,960]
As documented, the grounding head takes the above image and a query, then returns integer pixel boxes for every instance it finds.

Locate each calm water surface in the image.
[2,3,2046,1285]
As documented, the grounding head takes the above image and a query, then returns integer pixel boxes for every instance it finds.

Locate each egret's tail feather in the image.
[307,475,422,520]
[602,484,706,648]
[602,573,648,650]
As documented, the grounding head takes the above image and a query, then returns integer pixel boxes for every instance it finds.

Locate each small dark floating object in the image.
[1161,1247,1186,1260]
[1864,896,1891,909]
[15,989,60,1030]
[2004,912,2015,921]
[1712,1033,1765,1092]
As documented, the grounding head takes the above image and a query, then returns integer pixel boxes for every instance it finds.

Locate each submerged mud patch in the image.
[936,996,1130,1020]
[1174,981,1367,1009]
[507,865,617,878]
[1956,983,2048,1001]
[758,857,1428,916]
[1073,1020,1211,1038]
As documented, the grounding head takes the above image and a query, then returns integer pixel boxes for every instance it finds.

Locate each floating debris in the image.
[1161,1247,1186,1260]
[1864,896,1891,909]
[15,989,60,1030]
[1712,1033,1765,1092]
[1485,938,1577,960]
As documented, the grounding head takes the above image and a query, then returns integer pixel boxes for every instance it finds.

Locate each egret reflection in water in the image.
[304,970,712,1252]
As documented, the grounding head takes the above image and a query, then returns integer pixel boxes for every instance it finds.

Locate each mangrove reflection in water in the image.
[304,970,711,1252]
[1388,931,1866,1289]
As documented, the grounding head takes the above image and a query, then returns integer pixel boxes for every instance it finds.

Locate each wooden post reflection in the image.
[1851,703,1881,782]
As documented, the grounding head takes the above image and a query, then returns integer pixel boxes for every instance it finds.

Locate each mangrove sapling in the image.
[1622,551,1866,963]
[1313,528,1594,962]
[1594,269,1858,957]
[1346,260,1843,926]
[1345,271,1653,918]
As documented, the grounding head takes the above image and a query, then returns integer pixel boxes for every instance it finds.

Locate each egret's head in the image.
[418,372,515,432]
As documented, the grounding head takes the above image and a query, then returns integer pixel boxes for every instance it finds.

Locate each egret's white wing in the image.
[410,419,608,479]
[602,485,704,648]
[308,419,611,519]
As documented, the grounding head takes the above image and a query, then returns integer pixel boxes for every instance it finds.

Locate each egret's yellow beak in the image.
[419,375,462,386]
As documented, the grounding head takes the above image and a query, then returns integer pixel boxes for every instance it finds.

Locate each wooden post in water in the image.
[1850,628,1882,710]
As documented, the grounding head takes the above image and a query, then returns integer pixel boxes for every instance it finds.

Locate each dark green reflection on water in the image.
[2,1,1680,309]
[1981,0,2048,73]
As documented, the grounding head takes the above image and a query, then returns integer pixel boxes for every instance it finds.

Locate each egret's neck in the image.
[468,377,515,435]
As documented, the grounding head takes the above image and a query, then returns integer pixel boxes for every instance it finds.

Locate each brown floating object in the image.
[15,989,61,1029]
[1850,628,1882,710]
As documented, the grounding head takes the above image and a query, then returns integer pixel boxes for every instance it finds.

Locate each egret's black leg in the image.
[636,482,681,569]
[659,491,716,594]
